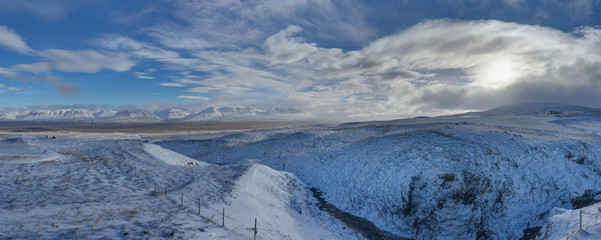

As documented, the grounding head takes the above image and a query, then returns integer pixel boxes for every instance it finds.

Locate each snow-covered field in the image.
[2,103,601,239]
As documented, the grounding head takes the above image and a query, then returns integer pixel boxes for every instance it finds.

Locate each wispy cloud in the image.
[43,49,134,73]
[144,0,373,51]
[0,26,38,55]
[0,26,136,74]
[0,25,137,97]
[177,95,209,101]
[97,34,179,60]
[160,82,184,87]
[140,19,601,119]
[0,0,72,19]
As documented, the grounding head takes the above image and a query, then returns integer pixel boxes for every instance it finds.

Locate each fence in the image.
[565,208,601,240]
[142,179,273,240]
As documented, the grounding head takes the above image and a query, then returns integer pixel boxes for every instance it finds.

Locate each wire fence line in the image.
[113,142,277,239]
[141,180,271,240]
[565,208,601,240]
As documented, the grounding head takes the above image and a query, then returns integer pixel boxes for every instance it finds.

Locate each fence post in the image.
[198,198,201,215]
[222,207,225,227]
[580,210,583,231]
[154,181,157,195]
[254,218,257,240]
[181,193,184,207]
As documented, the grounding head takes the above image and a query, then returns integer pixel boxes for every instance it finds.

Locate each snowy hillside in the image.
[184,106,311,121]
[0,111,22,120]
[154,108,191,120]
[462,103,601,117]
[2,103,601,239]
[93,110,117,119]
[0,138,357,239]
[106,109,162,122]
[156,103,601,239]
[0,106,309,122]
[19,109,95,121]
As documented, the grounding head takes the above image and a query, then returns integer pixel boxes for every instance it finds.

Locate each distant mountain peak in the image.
[0,106,310,122]
[185,106,310,121]
[154,108,191,120]
[107,109,161,122]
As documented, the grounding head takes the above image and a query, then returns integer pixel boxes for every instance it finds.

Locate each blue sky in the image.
[0,0,600,119]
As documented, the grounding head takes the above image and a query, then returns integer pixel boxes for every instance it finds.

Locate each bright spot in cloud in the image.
[472,57,518,89]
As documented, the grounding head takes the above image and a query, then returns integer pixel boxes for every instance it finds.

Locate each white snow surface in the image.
[184,106,311,121]
[19,109,95,121]
[538,202,601,240]
[0,106,310,122]
[143,143,211,167]
[154,108,191,120]
[0,135,357,239]
[156,103,601,239]
[3,103,601,239]
[106,109,161,122]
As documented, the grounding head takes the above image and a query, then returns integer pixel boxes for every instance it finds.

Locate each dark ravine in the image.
[310,188,412,240]
[520,226,542,240]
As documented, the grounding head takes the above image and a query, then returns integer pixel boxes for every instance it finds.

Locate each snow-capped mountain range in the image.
[0,106,311,122]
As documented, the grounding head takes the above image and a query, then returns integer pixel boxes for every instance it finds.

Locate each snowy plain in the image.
[1,103,601,239]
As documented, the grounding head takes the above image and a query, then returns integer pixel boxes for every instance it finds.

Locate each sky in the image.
[0,0,600,120]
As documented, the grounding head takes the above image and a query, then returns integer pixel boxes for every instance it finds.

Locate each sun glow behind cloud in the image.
[0,0,600,120]
[471,57,518,89]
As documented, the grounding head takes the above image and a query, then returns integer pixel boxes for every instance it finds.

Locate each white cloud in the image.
[0,67,17,78]
[160,82,185,87]
[97,34,179,60]
[7,87,22,91]
[0,0,71,19]
[177,95,209,100]
[43,49,135,73]
[0,27,136,75]
[502,0,525,8]
[144,0,373,51]
[0,26,37,55]
[13,62,51,73]
[264,25,318,65]
[159,20,601,120]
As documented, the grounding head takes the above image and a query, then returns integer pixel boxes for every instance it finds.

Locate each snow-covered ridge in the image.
[461,103,601,117]
[107,109,161,122]
[0,106,310,122]
[154,108,190,120]
[18,109,95,121]
[184,106,312,121]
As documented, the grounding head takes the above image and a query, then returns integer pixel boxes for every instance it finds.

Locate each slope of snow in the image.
[154,108,190,120]
[201,163,360,240]
[106,109,161,122]
[467,103,601,117]
[538,202,601,240]
[0,111,22,120]
[0,106,310,122]
[143,143,211,167]
[19,109,95,121]
[93,110,117,119]
[0,135,357,240]
[184,106,310,121]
